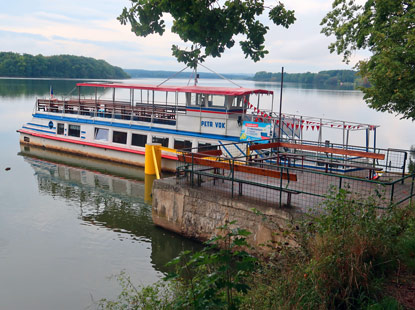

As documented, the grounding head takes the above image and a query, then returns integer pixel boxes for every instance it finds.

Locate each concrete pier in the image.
[152,177,305,251]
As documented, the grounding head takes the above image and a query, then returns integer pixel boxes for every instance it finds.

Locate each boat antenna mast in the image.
[156,61,243,88]
[277,66,284,141]
[194,66,198,86]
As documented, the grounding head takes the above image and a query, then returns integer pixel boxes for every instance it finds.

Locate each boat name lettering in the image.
[201,121,225,129]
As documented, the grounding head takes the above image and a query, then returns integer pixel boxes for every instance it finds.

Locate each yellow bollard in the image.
[145,143,161,177]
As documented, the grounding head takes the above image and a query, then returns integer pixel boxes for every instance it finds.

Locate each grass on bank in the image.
[98,188,415,310]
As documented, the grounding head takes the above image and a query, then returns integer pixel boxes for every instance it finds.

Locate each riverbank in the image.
[100,185,415,309]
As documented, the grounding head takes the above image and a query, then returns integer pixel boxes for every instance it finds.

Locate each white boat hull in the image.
[19,131,178,172]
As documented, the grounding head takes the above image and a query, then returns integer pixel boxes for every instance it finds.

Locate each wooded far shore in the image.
[0,52,368,89]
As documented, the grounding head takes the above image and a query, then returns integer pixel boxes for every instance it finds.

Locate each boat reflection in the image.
[19,144,200,273]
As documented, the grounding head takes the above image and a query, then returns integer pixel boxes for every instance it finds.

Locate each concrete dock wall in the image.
[152,178,304,251]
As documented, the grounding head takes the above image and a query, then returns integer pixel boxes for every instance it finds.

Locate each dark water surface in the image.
[0,77,413,309]
[0,78,201,310]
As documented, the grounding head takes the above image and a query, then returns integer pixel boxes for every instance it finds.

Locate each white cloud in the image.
[0,0,369,73]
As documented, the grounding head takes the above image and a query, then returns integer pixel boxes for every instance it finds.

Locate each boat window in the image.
[230,96,243,108]
[152,136,169,147]
[198,142,218,152]
[57,123,64,135]
[186,93,199,106]
[113,131,127,144]
[174,139,192,150]
[68,124,80,137]
[131,133,147,147]
[207,95,226,108]
[94,128,109,141]
[185,93,209,107]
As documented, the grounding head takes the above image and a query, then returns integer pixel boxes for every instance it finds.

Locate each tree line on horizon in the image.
[124,69,250,80]
[0,52,130,79]
[253,70,370,88]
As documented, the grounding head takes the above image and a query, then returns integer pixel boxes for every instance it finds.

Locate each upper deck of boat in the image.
[33,82,379,144]
[36,98,183,125]
[35,83,275,126]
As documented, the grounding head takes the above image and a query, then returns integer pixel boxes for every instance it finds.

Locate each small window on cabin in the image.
[207,95,226,108]
[57,123,64,135]
[185,93,208,107]
[131,133,147,147]
[231,96,242,108]
[152,136,169,147]
[94,128,109,141]
[68,124,80,137]
[186,93,198,106]
[198,142,218,152]
[174,139,192,150]
[113,131,127,144]
[199,94,207,107]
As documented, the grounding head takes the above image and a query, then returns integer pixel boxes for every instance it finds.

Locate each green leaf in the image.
[119,0,295,68]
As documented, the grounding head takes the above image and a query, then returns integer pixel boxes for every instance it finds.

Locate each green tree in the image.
[0,52,130,79]
[118,0,295,68]
[321,0,415,119]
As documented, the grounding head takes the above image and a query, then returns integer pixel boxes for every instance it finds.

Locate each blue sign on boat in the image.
[240,121,271,143]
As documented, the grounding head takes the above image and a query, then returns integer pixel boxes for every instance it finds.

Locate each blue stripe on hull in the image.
[27,122,56,129]
[22,126,56,135]
[33,113,241,142]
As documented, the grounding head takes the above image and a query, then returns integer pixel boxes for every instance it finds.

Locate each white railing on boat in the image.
[36,99,186,125]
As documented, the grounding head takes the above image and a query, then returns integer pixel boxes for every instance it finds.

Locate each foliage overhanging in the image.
[321,0,415,119]
[118,0,295,68]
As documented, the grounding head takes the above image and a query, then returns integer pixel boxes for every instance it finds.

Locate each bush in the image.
[99,189,415,310]
[241,188,415,310]
[98,222,257,310]
[97,271,174,310]
[164,221,257,310]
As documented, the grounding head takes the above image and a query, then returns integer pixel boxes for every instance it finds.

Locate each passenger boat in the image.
[18,82,276,172]
[18,82,379,172]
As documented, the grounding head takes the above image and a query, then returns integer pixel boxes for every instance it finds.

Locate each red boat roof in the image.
[76,82,273,96]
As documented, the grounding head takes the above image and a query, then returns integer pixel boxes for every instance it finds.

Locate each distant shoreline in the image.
[124,68,367,90]
[0,52,129,79]
[0,51,368,90]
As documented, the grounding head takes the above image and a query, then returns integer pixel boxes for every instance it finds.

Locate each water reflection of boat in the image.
[19,145,201,273]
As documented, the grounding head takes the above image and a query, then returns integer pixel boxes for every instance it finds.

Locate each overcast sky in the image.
[0,0,369,74]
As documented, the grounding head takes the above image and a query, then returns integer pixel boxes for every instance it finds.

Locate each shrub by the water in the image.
[98,188,415,310]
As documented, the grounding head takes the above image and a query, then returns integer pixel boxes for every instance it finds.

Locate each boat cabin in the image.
[35,82,273,138]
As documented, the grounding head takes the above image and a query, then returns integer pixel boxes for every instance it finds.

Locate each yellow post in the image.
[145,143,161,178]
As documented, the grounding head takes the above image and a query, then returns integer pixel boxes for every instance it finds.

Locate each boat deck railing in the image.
[36,99,187,125]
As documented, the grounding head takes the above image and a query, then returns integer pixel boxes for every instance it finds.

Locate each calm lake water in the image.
[0,77,413,309]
